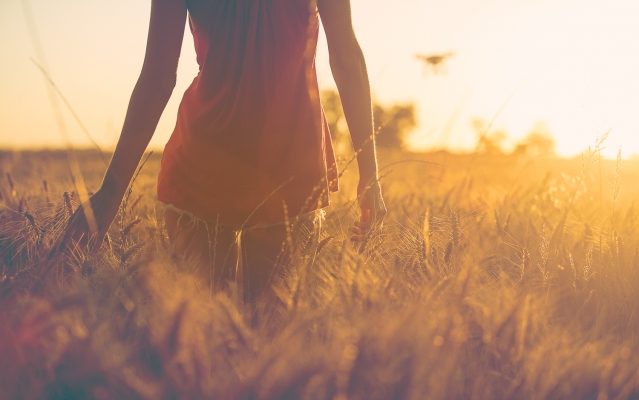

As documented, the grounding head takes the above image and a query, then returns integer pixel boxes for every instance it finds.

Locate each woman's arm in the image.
[60,0,187,251]
[318,0,377,185]
[103,0,187,196]
[318,0,386,239]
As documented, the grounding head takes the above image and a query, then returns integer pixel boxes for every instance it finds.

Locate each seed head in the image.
[6,173,15,194]
[63,191,74,217]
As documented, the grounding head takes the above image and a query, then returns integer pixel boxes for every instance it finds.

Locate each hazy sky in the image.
[1,0,638,157]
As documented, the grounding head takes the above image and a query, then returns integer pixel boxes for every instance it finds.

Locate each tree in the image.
[471,118,508,155]
[513,122,556,157]
[373,103,416,150]
[321,90,416,150]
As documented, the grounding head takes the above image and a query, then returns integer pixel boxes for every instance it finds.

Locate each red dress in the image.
[157,0,338,227]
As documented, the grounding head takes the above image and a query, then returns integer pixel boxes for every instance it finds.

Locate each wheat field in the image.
[1,147,639,399]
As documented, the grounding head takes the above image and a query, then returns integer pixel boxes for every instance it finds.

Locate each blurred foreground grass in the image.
[1,148,639,399]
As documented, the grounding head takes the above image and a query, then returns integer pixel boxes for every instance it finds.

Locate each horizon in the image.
[1,0,638,158]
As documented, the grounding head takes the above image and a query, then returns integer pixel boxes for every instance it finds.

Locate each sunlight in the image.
[318,0,639,157]
[0,0,637,155]
[3,1,639,397]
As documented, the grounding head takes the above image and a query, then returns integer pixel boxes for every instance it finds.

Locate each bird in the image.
[415,52,455,75]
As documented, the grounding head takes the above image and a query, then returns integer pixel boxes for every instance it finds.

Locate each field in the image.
[1,147,639,399]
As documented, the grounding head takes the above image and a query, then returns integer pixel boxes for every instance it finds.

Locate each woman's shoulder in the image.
[185,0,314,7]
[186,0,315,27]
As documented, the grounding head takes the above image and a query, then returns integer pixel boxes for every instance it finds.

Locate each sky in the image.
[1,0,638,157]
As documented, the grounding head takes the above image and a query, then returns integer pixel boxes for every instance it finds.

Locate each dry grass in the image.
[1,148,639,399]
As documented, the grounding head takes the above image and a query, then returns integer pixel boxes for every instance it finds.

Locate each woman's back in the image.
[60,0,385,281]
[158,0,338,227]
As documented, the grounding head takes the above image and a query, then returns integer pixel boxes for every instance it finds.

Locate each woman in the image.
[61,0,386,302]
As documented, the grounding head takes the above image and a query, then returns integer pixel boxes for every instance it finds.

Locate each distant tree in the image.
[321,90,416,150]
[373,103,417,150]
[513,122,556,157]
[472,118,508,155]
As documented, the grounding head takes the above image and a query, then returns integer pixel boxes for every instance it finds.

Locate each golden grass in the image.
[1,148,639,399]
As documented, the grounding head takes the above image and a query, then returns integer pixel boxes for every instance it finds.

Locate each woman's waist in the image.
[162,201,324,232]
[160,143,323,192]
[157,167,329,226]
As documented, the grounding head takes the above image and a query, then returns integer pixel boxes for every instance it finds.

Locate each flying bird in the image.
[415,52,455,75]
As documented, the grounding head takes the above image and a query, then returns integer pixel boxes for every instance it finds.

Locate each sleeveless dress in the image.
[157,0,338,227]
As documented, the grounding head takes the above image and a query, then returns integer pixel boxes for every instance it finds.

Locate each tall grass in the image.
[1,149,638,399]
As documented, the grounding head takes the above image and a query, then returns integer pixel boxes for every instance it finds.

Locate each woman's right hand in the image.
[57,187,121,255]
[349,181,387,243]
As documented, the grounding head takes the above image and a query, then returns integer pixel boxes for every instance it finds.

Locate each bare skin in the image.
[164,207,293,303]
[60,0,387,293]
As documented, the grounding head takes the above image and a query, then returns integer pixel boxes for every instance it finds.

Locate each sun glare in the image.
[4,1,639,398]
[317,0,639,158]
[0,0,637,154]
